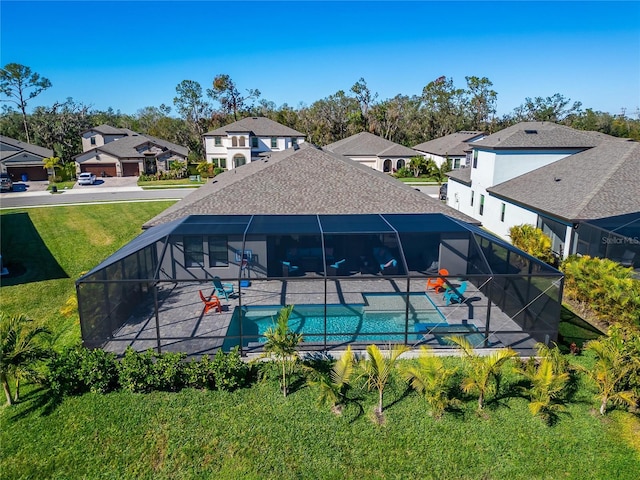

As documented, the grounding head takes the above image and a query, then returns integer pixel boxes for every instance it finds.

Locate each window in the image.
[232,136,238,147]
[271,137,278,148]
[500,203,506,222]
[212,158,227,169]
[454,158,461,169]
[383,159,392,172]
[291,137,298,147]
[184,236,203,267]
[90,136,96,145]
[233,154,246,167]
[214,136,222,146]
[208,237,228,267]
[473,150,478,168]
[239,136,245,147]
[251,137,258,148]
[479,194,485,216]
[396,159,405,169]
[470,191,474,207]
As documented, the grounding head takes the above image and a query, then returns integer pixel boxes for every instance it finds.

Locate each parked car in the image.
[439,182,448,200]
[77,172,97,185]
[0,173,13,192]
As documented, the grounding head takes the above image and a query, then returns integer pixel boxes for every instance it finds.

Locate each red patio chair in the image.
[199,290,221,314]
[426,268,449,293]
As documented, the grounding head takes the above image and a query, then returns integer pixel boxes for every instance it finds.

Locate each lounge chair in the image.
[281,261,299,277]
[199,290,221,314]
[443,281,467,306]
[212,276,234,300]
[328,258,346,275]
[426,268,449,293]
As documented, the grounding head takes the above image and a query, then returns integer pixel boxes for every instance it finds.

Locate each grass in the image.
[396,176,442,184]
[1,356,639,479]
[138,178,207,189]
[0,202,176,345]
[47,180,76,191]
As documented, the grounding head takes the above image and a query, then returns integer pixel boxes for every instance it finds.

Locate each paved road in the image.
[0,187,195,209]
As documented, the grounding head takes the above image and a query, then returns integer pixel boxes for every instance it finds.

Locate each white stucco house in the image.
[203,117,305,169]
[445,122,639,266]
[75,125,188,177]
[413,131,486,169]
[323,132,419,173]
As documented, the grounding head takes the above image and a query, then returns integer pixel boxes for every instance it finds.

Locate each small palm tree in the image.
[400,346,460,419]
[584,337,637,415]
[0,313,50,405]
[519,344,569,423]
[359,344,409,420]
[306,346,355,415]
[446,335,518,411]
[263,305,302,397]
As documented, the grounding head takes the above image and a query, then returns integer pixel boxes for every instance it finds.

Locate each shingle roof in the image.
[143,143,478,228]
[446,168,472,186]
[324,132,418,157]
[203,117,304,137]
[83,124,128,135]
[0,135,53,161]
[74,130,188,160]
[413,131,485,157]
[488,139,640,221]
[472,122,617,149]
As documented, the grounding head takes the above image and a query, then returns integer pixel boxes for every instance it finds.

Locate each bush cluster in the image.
[46,346,251,397]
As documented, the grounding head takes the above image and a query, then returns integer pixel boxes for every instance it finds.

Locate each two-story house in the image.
[446,122,638,266]
[203,117,305,169]
[413,131,486,169]
[75,125,188,177]
[323,132,419,173]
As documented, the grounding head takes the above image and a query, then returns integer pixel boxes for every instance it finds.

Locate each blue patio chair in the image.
[281,261,299,277]
[443,281,467,306]
[212,276,234,300]
[328,258,346,275]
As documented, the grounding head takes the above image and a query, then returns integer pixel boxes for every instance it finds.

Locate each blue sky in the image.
[1,1,639,117]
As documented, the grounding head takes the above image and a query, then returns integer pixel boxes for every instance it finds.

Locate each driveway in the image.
[72,176,140,190]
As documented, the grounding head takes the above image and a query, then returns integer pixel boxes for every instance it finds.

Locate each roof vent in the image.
[554,176,561,182]
[525,129,538,134]
[293,144,299,151]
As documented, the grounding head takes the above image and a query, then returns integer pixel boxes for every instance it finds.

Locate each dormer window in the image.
[291,137,298,147]
[90,137,96,145]
[271,137,277,148]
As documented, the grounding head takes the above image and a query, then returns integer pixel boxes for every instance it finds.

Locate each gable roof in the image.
[413,131,485,157]
[74,128,188,160]
[472,122,617,150]
[0,135,53,162]
[204,117,304,137]
[446,168,472,186]
[83,124,130,136]
[143,143,478,228]
[488,139,640,221]
[324,132,418,157]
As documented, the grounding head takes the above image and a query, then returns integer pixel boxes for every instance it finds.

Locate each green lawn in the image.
[0,202,175,345]
[138,178,206,189]
[2,357,639,479]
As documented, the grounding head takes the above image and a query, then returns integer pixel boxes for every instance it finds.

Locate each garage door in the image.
[7,166,48,181]
[81,164,117,177]
[122,162,140,177]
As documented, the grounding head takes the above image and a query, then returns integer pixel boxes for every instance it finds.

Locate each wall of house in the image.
[446,180,474,217]
[481,197,539,241]
[81,132,126,152]
[492,149,580,185]
[75,150,121,174]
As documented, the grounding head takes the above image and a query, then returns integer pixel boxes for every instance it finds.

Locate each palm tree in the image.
[0,313,50,405]
[263,305,302,397]
[584,337,637,415]
[519,344,569,423]
[400,346,460,419]
[446,335,518,411]
[306,346,355,415]
[359,344,409,420]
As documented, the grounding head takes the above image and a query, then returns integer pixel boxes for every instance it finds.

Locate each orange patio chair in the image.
[199,290,221,314]
[426,268,449,293]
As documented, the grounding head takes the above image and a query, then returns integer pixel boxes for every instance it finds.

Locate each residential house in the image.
[323,132,419,173]
[413,131,486,169]
[203,117,305,169]
[75,125,188,177]
[445,121,638,265]
[0,135,53,181]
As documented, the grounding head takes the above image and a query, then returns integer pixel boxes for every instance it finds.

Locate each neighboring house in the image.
[0,135,53,181]
[323,132,419,173]
[203,117,305,169]
[413,131,486,169]
[445,121,638,264]
[75,125,188,177]
[144,142,478,228]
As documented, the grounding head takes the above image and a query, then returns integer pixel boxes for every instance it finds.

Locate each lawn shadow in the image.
[5,385,64,421]
[0,212,68,286]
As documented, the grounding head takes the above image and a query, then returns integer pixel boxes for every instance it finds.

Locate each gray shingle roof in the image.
[488,139,640,221]
[472,122,617,149]
[203,117,304,137]
[446,168,472,186]
[143,143,478,228]
[324,132,418,157]
[413,131,485,157]
[83,124,128,135]
[0,135,53,161]
[74,130,188,160]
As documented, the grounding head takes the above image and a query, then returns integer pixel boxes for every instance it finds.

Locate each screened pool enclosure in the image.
[76,214,564,356]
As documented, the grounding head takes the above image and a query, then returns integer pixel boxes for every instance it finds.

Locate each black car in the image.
[0,173,13,192]
[439,183,447,200]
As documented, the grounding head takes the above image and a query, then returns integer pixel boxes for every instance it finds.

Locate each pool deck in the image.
[103,278,543,357]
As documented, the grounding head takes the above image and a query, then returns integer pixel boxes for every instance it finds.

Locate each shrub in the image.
[394,166,413,178]
[213,167,225,176]
[509,224,555,265]
[154,352,187,391]
[211,347,250,391]
[78,348,119,394]
[184,355,216,389]
[46,346,88,397]
[117,347,157,393]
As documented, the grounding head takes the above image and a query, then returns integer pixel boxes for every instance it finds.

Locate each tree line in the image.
[2,62,639,165]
